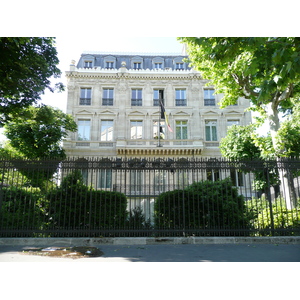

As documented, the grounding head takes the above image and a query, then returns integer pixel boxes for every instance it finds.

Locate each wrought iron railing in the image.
[0,157,299,237]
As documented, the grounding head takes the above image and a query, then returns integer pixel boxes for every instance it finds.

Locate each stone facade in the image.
[64,52,251,159]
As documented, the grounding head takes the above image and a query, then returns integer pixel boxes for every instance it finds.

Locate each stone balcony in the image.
[115,139,204,155]
[64,139,204,156]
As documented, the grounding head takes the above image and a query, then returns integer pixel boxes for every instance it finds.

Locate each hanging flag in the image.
[159,99,173,132]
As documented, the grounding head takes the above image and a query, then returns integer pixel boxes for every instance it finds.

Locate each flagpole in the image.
[158,94,162,147]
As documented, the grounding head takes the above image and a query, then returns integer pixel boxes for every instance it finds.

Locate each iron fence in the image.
[0,157,299,237]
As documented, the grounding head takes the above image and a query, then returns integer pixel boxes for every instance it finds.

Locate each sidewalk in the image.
[0,237,300,262]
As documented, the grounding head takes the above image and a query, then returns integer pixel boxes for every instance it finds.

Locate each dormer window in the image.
[152,57,164,69]
[133,62,141,69]
[106,62,114,69]
[104,56,116,69]
[131,56,143,69]
[173,57,185,70]
[81,55,95,68]
[176,62,184,70]
[84,61,93,68]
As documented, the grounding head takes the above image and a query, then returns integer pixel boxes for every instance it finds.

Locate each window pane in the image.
[176,121,187,139]
[204,89,215,99]
[131,121,143,139]
[98,169,112,188]
[101,120,113,141]
[212,126,217,141]
[205,120,217,141]
[78,120,90,140]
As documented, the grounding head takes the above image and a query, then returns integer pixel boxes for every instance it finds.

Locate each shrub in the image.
[45,171,128,231]
[247,198,300,235]
[126,206,153,230]
[154,178,252,234]
[0,186,43,233]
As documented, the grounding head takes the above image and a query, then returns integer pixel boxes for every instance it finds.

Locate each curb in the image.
[1,236,300,246]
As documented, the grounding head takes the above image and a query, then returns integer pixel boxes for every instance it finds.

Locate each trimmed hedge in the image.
[154,178,252,233]
[0,186,43,231]
[45,171,128,230]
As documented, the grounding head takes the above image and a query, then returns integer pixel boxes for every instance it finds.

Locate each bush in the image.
[127,206,153,230]
[247,198,300,235]
[0,186,43,233]
[154,178,252,234]
[45,171,128,231]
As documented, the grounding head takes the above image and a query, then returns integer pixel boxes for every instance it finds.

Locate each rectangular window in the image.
[204,89,215,106]
[153,120,165,139]
[101,120,113,141]
[106,62,114,69]
[153,89,164,106]
[84,61,92,68]
[80,88,92,105]
[98,169,112,188]
[130,121,143,139]
[133,62,141,69]
[176,121,188,139]
[130,171,142,192]
[77,119,90,141]
[131,89,142,106]
[230,170,244,187]
[207,169,220,181]
[154,63,162,69]
[175,89,186,106]
[177,171,189,188]
[205,120,217,141]
[102,88,114,106]
[176,62,184,70]
[227,120,240,128]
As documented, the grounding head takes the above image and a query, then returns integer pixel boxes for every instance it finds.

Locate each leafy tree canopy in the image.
[179,37,300,155]
[0,37,63,126]
[4,104,77,159]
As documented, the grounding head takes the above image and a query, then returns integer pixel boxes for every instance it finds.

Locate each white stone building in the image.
[64,51,251,160]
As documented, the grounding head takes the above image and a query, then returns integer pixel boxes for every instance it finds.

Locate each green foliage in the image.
[220,125,280,190]
[154,178,251,234]
[0,186,44,232]
[0,37,63,126]
[4,104,77,159]
[246,198,300,235]
[126,206,152,229]
[220,124,261,160]
[179,37,300,156]
[45,171,128,230]
[179,37,300,109]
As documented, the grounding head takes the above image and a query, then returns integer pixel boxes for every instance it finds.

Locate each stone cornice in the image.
[66,69,202,81]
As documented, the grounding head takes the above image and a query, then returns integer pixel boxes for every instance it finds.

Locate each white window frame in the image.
[204,89,216,106]
[79,88,92,105]
[102,88,114,106]
[175,89,187,106]
[100,120,114,141]
[205,120,217,141]
[130,120,143,139]
[77,119,91,141]
[131,89,143,106]
[176,120,188,139]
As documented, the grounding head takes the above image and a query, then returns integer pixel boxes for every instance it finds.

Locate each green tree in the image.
[179,37,300,154]
[2,105,77,188]
[0,37,63,126]
[4,104,77,159]
[179,37,300,208]
[219,124,261,160]
[220,125,279,191]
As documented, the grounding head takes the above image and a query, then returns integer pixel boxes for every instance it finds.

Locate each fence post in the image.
[266,162,275,236]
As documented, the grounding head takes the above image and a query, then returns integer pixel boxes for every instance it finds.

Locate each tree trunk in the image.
[267,102,297,209]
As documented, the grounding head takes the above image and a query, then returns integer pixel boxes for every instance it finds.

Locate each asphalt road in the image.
[0,243,299,262]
